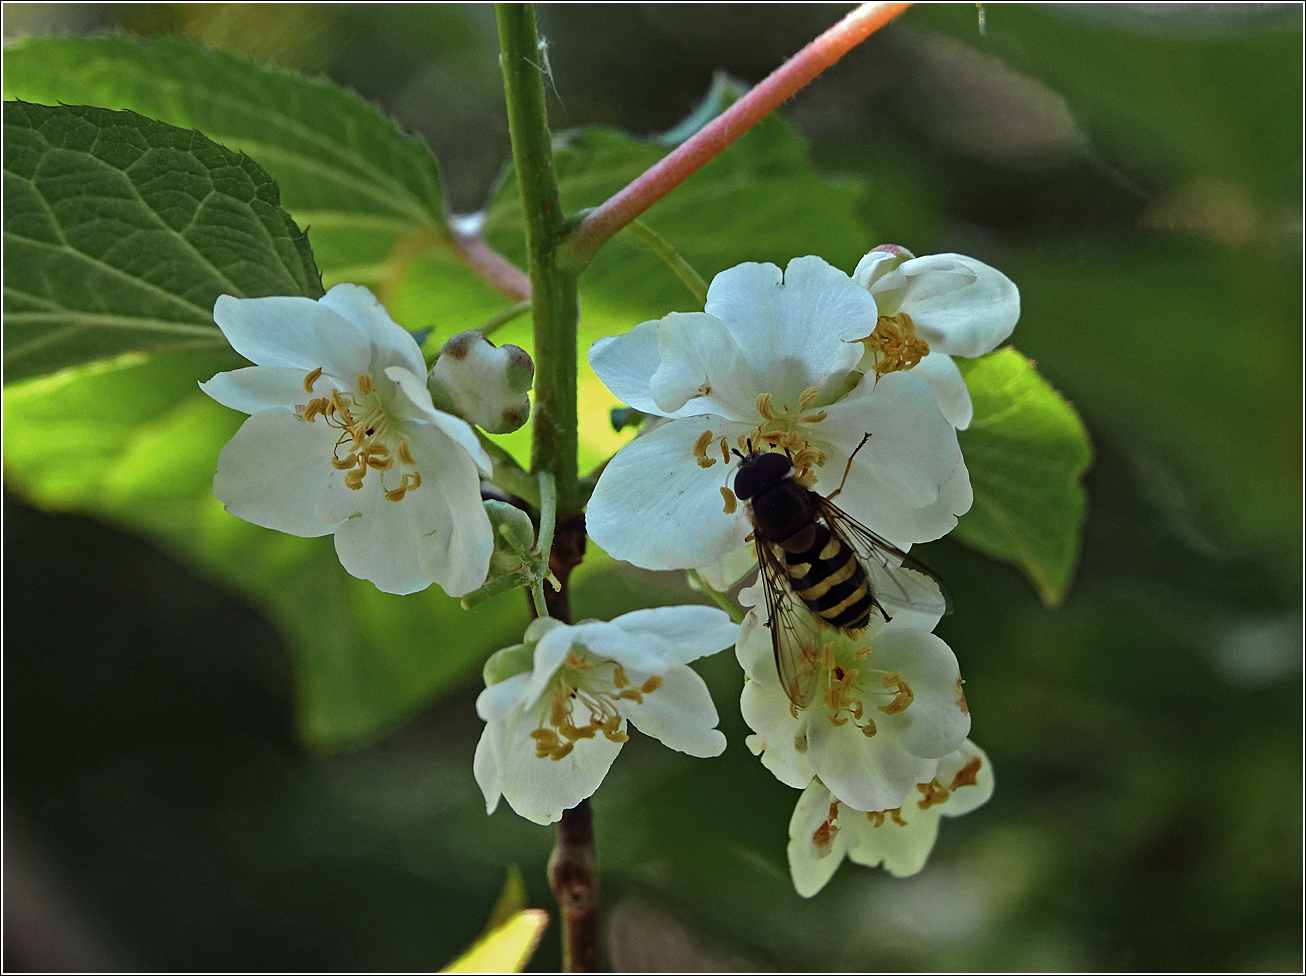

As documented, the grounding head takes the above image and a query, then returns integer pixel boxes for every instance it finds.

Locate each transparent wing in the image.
[817,498,951,622]
[755,539,826,710]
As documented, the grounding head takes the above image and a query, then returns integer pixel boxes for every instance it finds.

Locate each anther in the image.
[755,393,775,421]
[720,486,737,514]
[302,367,324,392]
[917,780,950,809]
[799,386,821,409]
[356,373,375,396]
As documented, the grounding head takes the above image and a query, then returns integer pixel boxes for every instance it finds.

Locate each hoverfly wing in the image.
[817,498,951,622]
[754,539,824,709]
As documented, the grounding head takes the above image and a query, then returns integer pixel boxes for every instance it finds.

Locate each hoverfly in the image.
[733,439,949,709]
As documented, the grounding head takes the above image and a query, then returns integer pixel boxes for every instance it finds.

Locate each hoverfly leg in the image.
[827,432,872,502]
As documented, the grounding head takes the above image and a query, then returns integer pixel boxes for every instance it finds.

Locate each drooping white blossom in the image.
[787,740,994,896]
[853,245,1020,429]
[200,284,493,596]
[735,577,969,814]
[586,256,972,576]
[474,607,739,825]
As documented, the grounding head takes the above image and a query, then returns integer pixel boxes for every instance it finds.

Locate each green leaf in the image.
[953,348,1092,607]
[1,33,490,337]
[3,101,321,383]
[441,909,548,974]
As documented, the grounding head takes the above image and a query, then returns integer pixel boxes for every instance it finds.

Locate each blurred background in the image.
[4,2,1301,971]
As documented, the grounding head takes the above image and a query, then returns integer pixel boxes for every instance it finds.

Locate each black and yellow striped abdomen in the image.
[782,523,873,631]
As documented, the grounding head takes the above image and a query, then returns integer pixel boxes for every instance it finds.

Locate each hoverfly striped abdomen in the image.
[783,522,876,633]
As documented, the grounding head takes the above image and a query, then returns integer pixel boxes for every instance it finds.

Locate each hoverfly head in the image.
[733,448,793,501]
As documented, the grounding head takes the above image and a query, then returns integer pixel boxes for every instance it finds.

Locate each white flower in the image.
[787,740,994,896]
[736,577,969,813]
[200,283,494,596]
[474,606,739,825]
[586,256,972,574]
[853,245,1019,429]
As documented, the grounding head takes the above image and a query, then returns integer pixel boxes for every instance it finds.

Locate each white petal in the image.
[609,605,740,667]
[473,720,504,815]
[320,283,427,376]
[213,408,341,537]
[740,676,815,788]
[588,320,666,417]
[476,672,532,722]
[704,258,870,399]
[910,352,973,430]
[200,365,316,415]
[648,312,761,420]
[844,800,943,878]
[933,740,995,817]
[869,629,970,759]
[212,294,370,377]
[586,418,753,571]
[814,371,963,546]
[498,711,624,825]
[872,253,1019,358]
[387,366,493,477]
[787,780,849,898]
[569,620,668,673]
[332,482,435,595]
[620,663,726,757]
[404,428,495,596]
[520,622,580,712]
[806,711,937,813]
[696,544,759,592]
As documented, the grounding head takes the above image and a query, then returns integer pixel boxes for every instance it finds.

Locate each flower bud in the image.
[428,331,534,433]
[483,499,537,577]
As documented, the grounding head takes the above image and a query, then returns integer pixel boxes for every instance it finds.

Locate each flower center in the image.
[818,640,915,737]
[529,653,663,761]
[297,367,421,502]
[695,387,835,513]
[860,312,930,379]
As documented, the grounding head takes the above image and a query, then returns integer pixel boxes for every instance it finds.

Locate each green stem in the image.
[684,569,746,624]
[477,431,540,507]
[479,298,533,337]
[497,3,581,519]
[497,8,594,972]
[625,220,708,307]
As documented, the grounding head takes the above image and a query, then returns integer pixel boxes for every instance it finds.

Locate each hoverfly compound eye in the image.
[733,450,793,500]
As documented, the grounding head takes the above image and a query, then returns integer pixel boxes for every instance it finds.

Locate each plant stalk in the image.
[558,2,913,272]
[497,5,594,970]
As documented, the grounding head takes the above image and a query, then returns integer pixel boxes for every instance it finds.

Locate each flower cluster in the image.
[583,247,1013,892]
[203,244,1014,897]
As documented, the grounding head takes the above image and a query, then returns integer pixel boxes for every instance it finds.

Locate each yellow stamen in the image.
[691,429,717,468]
[861,312,930,379]
[755,392,775,421]
[720,486,737,515]
[877,672,914,715]
[799,386,821,410]
[302,366,323,392]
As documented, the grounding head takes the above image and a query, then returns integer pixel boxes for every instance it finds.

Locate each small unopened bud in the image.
[853,243,916,293]
[428,331,534,433]
[484,499,537,577]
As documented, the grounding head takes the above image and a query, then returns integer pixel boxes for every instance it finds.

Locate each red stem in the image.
[558,2,913,271]
[451,228,532,302]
